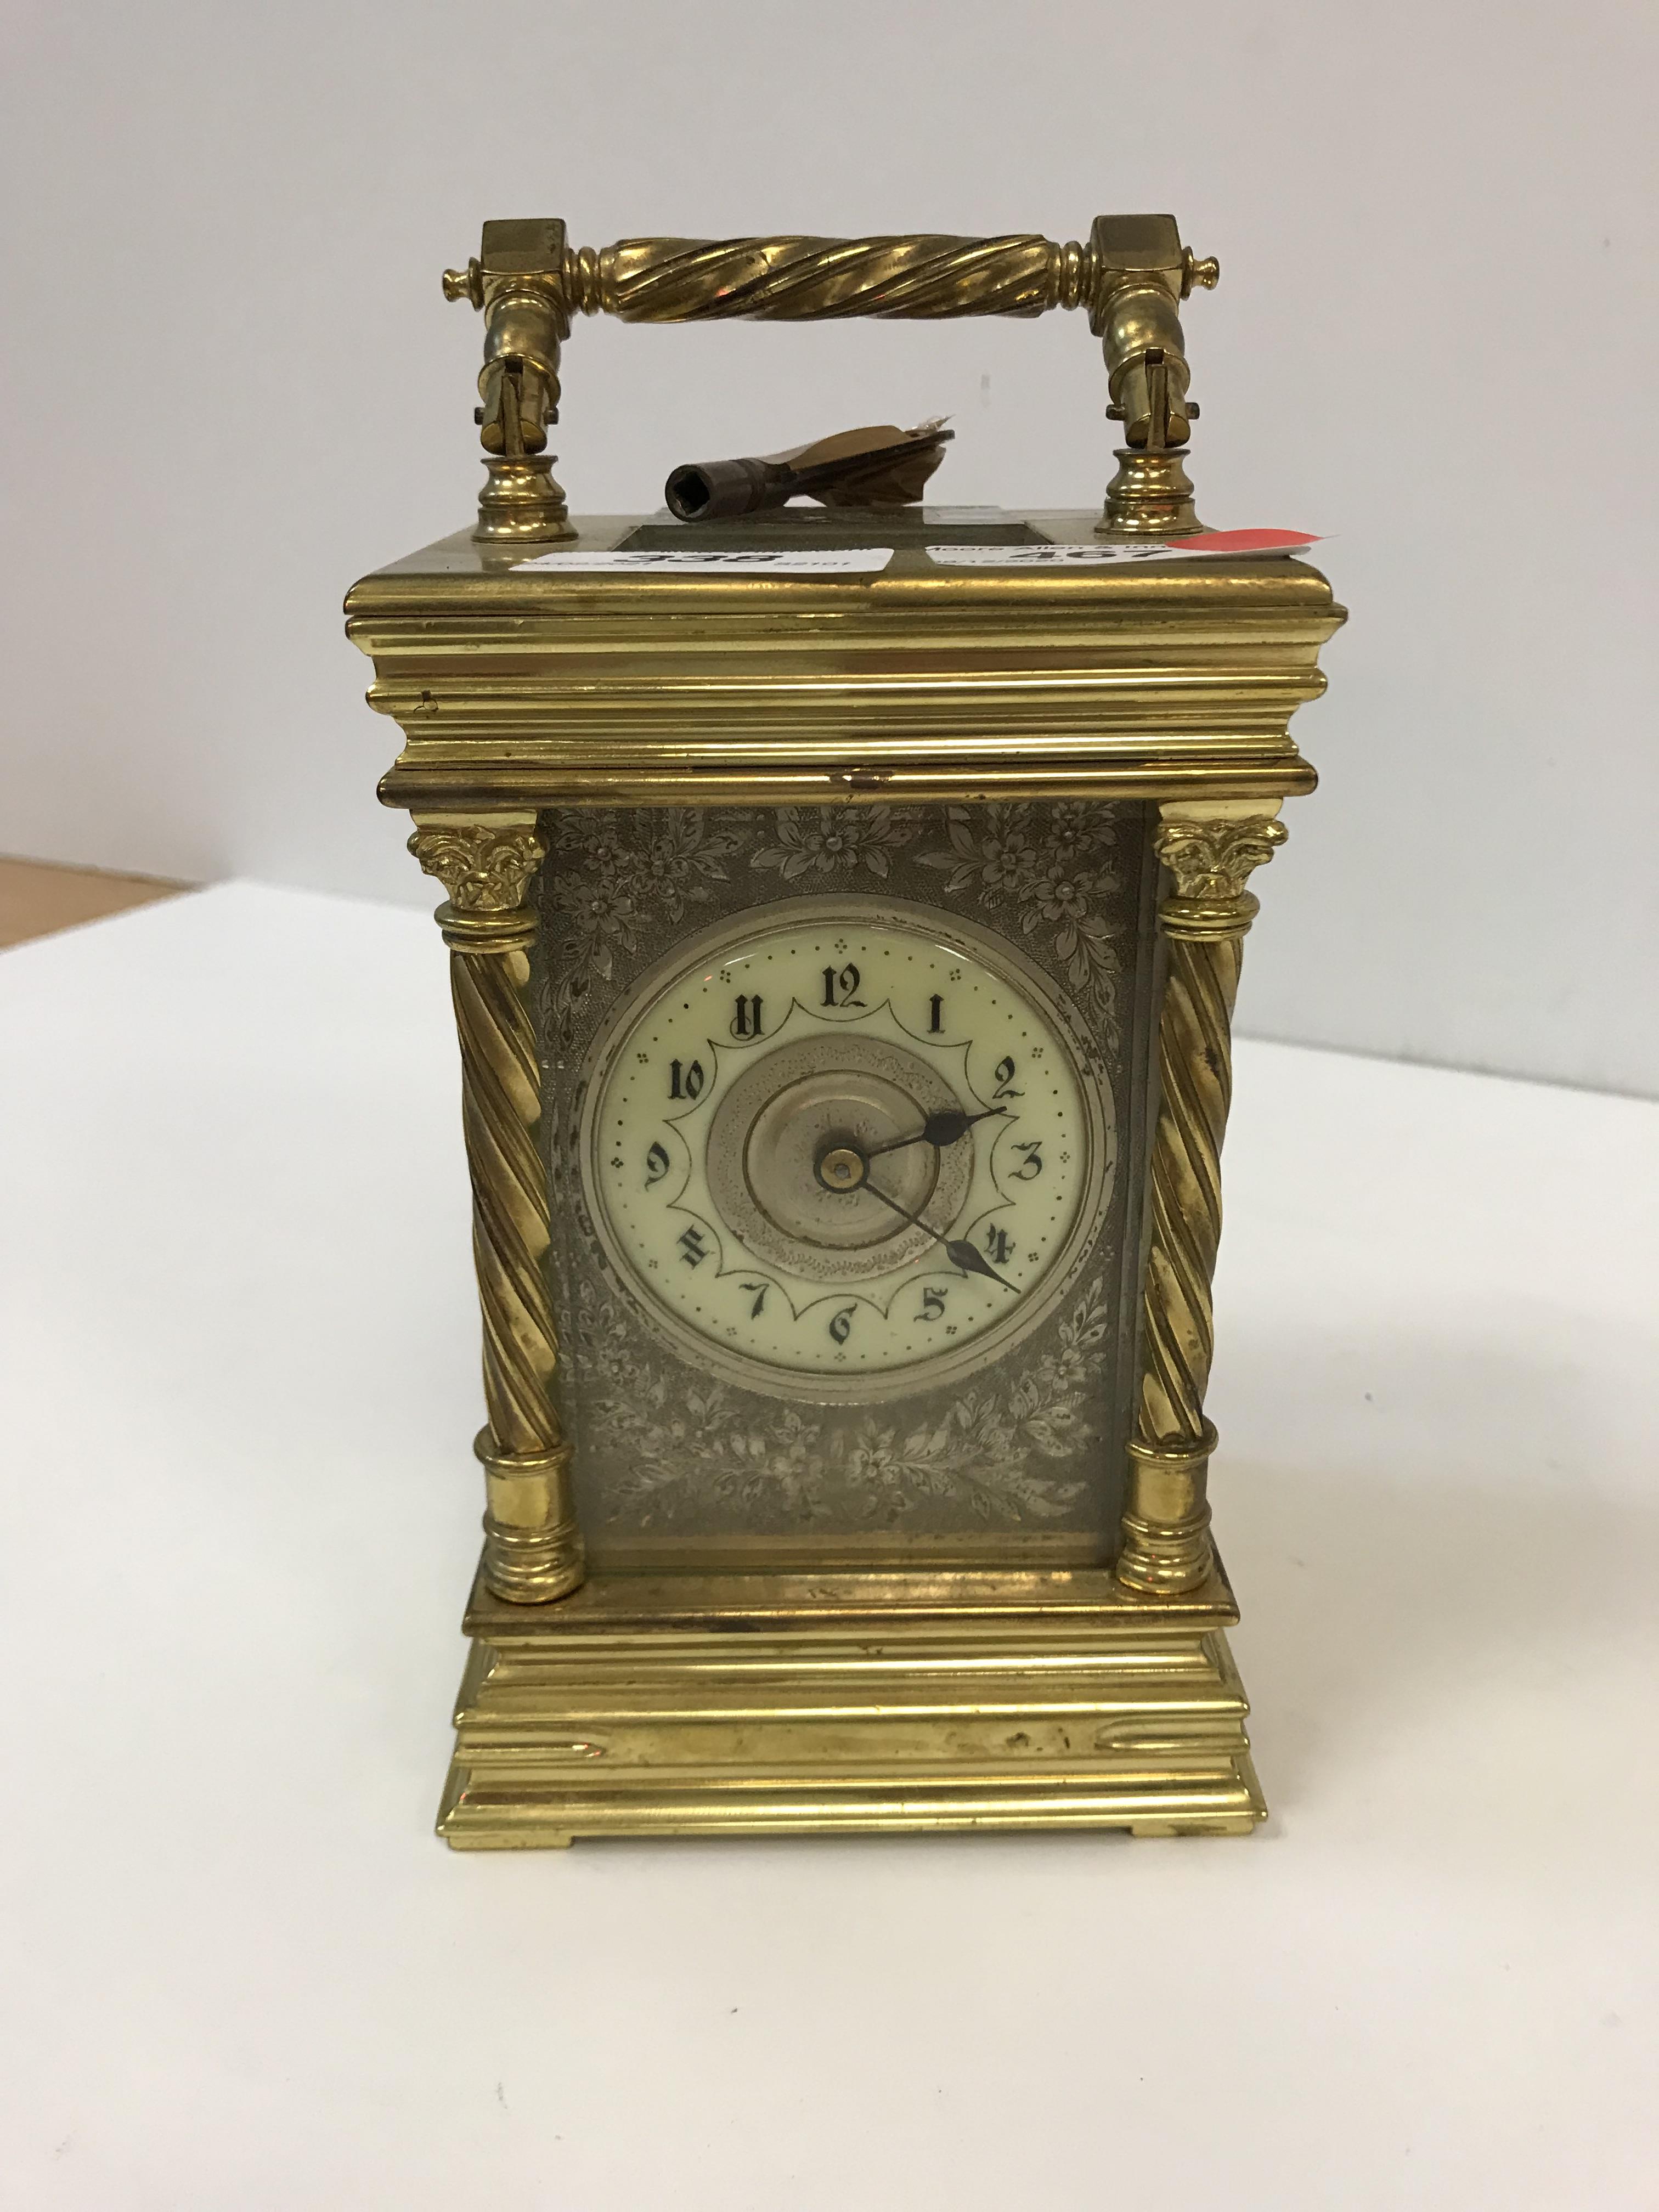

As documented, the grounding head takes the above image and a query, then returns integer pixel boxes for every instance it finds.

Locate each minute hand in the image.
[864,1104,1006,1160]
[861,1176,1017,1290]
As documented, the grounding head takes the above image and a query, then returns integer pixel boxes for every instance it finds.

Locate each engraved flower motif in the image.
[567,881,635,966]
[752,805,917,881]
[1037,802,1102,861]
[644,810,743,905]
[978,829,1039,892]
[919,802,1124,1040]
[1030,870,1090,923]
[846,1427,900,1483]
[541,806,744,1050]
[920,805,1034,899]
[1024,865,1119,968]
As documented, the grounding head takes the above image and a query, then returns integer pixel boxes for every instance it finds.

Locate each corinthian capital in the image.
[408,815,546,913]
[1154,804,1285,940]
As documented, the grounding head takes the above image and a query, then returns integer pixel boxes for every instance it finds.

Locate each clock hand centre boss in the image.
[346,216,1344,1847]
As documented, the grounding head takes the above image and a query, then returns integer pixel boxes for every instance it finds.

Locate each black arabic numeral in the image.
[677,1226,710,1267]
[821,963,864,1008]
[984,1225,1013,1264]
[992,1054,1024,1101]
[644,1141,669,1188]
[1011,1139,1043,1181]
[828,1305,856,1345]
[928,993,944,1034]
[668,1057,705,1102]
[731,994,764,1039]
[739,1280,770,1319]
[919,1286,947,1323]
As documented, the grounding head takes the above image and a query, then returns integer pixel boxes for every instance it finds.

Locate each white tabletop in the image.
[2,885,1655,2210]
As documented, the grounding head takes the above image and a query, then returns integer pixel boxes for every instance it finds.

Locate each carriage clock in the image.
[345,216,1345,1846]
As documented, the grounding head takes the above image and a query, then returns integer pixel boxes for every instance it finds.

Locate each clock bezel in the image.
[574,893,1117,1406]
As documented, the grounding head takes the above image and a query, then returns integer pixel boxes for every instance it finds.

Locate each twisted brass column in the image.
[1116,803,1286,1596]
[409,812,584,1604]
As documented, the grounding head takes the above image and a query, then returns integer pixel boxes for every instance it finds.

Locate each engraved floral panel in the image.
[917,802,1122,1045]
[541,808,746,1054]
[752,804,918,882]
[533,798,1153,1545]
[575,1275,1111,1532]
[539,798,1129,1062]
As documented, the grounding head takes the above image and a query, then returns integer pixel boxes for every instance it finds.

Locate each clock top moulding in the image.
[348,512,1339,818]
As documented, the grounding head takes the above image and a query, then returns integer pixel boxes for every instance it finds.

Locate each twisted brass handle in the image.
[445,230,1218,326]
[441,216,1218,540]
[565,234,1089,321]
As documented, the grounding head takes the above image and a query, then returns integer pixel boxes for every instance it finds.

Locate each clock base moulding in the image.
[437,1562,1265,1847]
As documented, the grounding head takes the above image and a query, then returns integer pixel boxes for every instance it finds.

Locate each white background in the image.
[2,0,1656,1094]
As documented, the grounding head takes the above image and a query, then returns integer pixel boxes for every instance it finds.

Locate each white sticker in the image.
[926,544,1167,566]
[516,546,893,575]
[928,529,1320,568]
[921,505,1008,523]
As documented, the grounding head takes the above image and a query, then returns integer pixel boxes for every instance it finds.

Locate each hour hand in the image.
[865,1104,1005,1159]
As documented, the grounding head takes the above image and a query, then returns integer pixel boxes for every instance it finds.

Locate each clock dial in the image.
[579,898,1113,1402]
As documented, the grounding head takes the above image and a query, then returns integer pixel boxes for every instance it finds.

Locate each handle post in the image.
[444,219,575,543]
